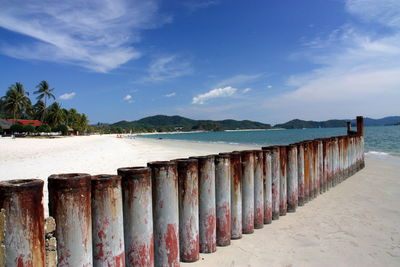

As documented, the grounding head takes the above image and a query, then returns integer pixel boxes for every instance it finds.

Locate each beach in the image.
[1,135,399,266]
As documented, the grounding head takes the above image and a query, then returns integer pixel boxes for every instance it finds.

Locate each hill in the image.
[112,115,272,132]
[274,116,400,129]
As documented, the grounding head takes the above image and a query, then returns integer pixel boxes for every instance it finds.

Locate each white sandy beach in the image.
[1,135,399,266]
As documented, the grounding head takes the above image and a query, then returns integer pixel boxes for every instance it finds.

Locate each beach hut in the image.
[0,118,12,135]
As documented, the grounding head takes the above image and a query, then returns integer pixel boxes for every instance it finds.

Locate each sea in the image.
[135,126,400,157]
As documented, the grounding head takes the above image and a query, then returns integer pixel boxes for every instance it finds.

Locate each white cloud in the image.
[192,86,237,104]
[123,94,133,103]
[214,74,262,88]
[142,55,192,82]
[0,0,169,72]
[242,88,252,93]
[262,0,400,121]
[267,85,273,89]
[59,92,76,100]
[346,0,400,28]
[165,92,176,97]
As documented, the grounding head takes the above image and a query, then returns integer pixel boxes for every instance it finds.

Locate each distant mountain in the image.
[274,119,347,129]
[112,115,272,132]
[352,116,400,126]
[275,116,400,129]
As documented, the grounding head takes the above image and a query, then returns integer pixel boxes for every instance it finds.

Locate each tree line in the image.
[0,81,88,134]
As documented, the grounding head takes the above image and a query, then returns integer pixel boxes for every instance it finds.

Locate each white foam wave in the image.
[366,151,389,156]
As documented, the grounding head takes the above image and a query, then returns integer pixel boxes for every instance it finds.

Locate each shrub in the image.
[10,123,26,133]
[37,124,52,133]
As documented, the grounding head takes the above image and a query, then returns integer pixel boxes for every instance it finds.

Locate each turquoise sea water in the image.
[136,126,400,156]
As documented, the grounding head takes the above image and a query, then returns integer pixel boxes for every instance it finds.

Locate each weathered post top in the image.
[356,116,364,136]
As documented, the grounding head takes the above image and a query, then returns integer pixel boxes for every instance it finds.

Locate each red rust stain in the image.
[16,256,33,267]
[114,252,125,267]
[129,237,153,267]
[216,205,230,244]
[165,224,179,267]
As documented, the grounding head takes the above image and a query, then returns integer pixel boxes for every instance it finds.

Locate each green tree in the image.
[34,81,55,122]
[3,82,31,121]
[33,100,46,121]
[47,102,64,127]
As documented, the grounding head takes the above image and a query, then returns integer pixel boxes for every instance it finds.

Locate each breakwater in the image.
[0,117,365,266]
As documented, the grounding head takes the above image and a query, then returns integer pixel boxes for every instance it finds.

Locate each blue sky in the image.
[0,0,399,124]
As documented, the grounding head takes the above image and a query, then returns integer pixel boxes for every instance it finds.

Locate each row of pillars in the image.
[0,118,365,267]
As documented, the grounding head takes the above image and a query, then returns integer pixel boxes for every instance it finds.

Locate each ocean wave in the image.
[366,151,389,156]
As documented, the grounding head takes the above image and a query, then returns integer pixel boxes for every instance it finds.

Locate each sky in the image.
[0,0,399,124]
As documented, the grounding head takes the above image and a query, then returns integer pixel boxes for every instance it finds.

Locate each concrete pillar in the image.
[177,159,199,262]
[48,173,92,267]
[229,152,242,239]
[118,167,154,267]
[253,150,264,229]
[241,150,254,234]
[297,143,305,206]
[91,174,125,267]
[279,146,287,216]
[287,144,298,212]
[190,155,216,253]
[215,153,231,246]
[148,161,179,267]
[262,149,272,224]
[0,179,45,267]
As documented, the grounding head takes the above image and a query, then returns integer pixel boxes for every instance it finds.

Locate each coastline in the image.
[1,135,399,266]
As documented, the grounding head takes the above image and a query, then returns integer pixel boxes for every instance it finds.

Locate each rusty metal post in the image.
[148,161,179,267]
[253,150,264,229]
[322,139,328,193]
[312,141,318,198]
[262,148,272,224]
[190,155,216,253]
[0,179,45,267]
[229,152,242,239]
[118,167,154,267]
[176,159,199,262]
[357,116,364,136]
[91,174,125,267]
[334,137,340,186]
[215,153,231,246]
[287,144,298,212]
[0,209,5,267]
[241,150,254,234]
[318,140,323,194]
[297,143,305,206]
[264,146,280,220]
[303,142,310,202]
[279,146,287,215]
[48,173,92,267]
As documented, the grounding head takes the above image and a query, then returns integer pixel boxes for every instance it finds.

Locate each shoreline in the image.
[1,135,399,266]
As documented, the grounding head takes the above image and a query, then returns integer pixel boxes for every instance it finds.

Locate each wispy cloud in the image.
[345,0,400,28]
[242,88,252,93]
[182,0,219,12]
[165,92,176,97]
[192,86,237,104]
[59,92,76,100]
[267,85,273,89]
[0,0,169,72]
[214,74,262,88]
[263,0,400,121]
[141,55,192,82]
[123,94,133,103]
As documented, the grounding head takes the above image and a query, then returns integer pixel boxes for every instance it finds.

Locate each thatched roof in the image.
[0,118,12,130]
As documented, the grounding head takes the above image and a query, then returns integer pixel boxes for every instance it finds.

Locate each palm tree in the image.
[47,102,64,127]
[3,82,31,121]
[33,100,46,121]
[34,81,55,122]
